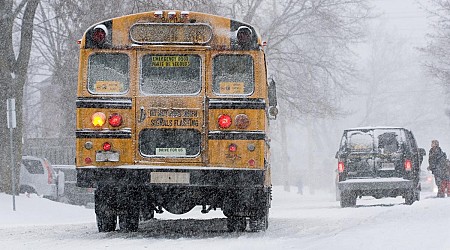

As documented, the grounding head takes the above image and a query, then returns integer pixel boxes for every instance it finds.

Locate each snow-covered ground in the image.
[0,187,449,250]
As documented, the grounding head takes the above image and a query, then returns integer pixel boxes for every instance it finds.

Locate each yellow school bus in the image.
[76,10,278,232]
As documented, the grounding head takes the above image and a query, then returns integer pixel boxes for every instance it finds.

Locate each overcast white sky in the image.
[373,0,429,45]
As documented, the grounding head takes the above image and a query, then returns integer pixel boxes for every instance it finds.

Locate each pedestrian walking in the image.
[428,140,448,197]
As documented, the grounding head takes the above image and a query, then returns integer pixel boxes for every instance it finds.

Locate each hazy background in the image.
[269,0,449,191]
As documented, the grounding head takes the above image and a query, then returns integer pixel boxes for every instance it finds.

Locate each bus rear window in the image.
[213,54,254,95]
[87,53,129,94]
[140,54,201,95]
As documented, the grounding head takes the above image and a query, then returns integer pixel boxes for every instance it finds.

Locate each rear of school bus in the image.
[75,10,278,232]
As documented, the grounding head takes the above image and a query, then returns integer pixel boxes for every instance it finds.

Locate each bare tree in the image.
[0,0,40,193]
[421,1,450,93]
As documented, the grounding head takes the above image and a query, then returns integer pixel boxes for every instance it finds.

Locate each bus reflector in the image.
[92,112,106,127]
[108,113,122,127]
[103,142,112,151]
[85,157,92,164]
[404,159,412,171]
[218,114,232,128]
[248,159,255,166]
[338,161,345,173]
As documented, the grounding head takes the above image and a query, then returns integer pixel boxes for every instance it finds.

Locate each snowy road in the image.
[1,187,449,249]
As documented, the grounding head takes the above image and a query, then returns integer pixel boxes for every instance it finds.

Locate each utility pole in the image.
[7,98,17,211]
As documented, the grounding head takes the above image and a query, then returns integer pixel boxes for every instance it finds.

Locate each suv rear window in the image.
[22,159,44,174]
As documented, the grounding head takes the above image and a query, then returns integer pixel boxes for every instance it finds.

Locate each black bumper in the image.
[77,167,266,188]
[338,178,415,191]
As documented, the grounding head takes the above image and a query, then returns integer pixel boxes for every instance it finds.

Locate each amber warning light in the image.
[92,112,106,127]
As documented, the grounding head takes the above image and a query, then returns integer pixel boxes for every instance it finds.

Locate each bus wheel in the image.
[249,206,269,232]
[118,190,140,232]
[95,187,117,232]
[118,209,139,232]
[227,216,247,232]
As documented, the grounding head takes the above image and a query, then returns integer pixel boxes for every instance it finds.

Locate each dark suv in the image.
[335,127,426,207]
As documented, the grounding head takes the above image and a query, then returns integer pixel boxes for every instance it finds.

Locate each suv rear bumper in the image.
[338,178,415,191]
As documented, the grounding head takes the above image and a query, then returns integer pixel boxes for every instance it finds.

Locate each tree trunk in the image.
[0,0,40,193]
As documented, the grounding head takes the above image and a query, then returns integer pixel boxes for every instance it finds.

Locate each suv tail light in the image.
[43,159,54,184]
[404,159,412,171]
[338,161,345,173]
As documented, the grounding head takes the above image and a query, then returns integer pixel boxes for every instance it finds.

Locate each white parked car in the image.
[20,156,64,200]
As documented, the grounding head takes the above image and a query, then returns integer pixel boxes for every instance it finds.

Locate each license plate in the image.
[150,172,190,184]
[96,151,119,162]
[381,162,395,170]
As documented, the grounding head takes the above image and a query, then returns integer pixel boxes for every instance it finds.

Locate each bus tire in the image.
[118,209,139,232]
[249,205,269,232]
[117,188,140,232]
[227,216,247,232]
[95,187,117,232]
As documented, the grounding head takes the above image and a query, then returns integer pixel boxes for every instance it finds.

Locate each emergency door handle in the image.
[138,106,146,123]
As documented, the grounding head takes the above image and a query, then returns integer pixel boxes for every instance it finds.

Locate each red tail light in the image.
[103,142,112,151]
[338,161,345,173]
[218,114,232,128]
[404,159,412,171]
[43,159,53,184]
[248,159,256,166]
[108,113,122,127]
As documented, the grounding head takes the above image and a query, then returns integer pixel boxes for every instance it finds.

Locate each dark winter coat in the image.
[428,147,447,178]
